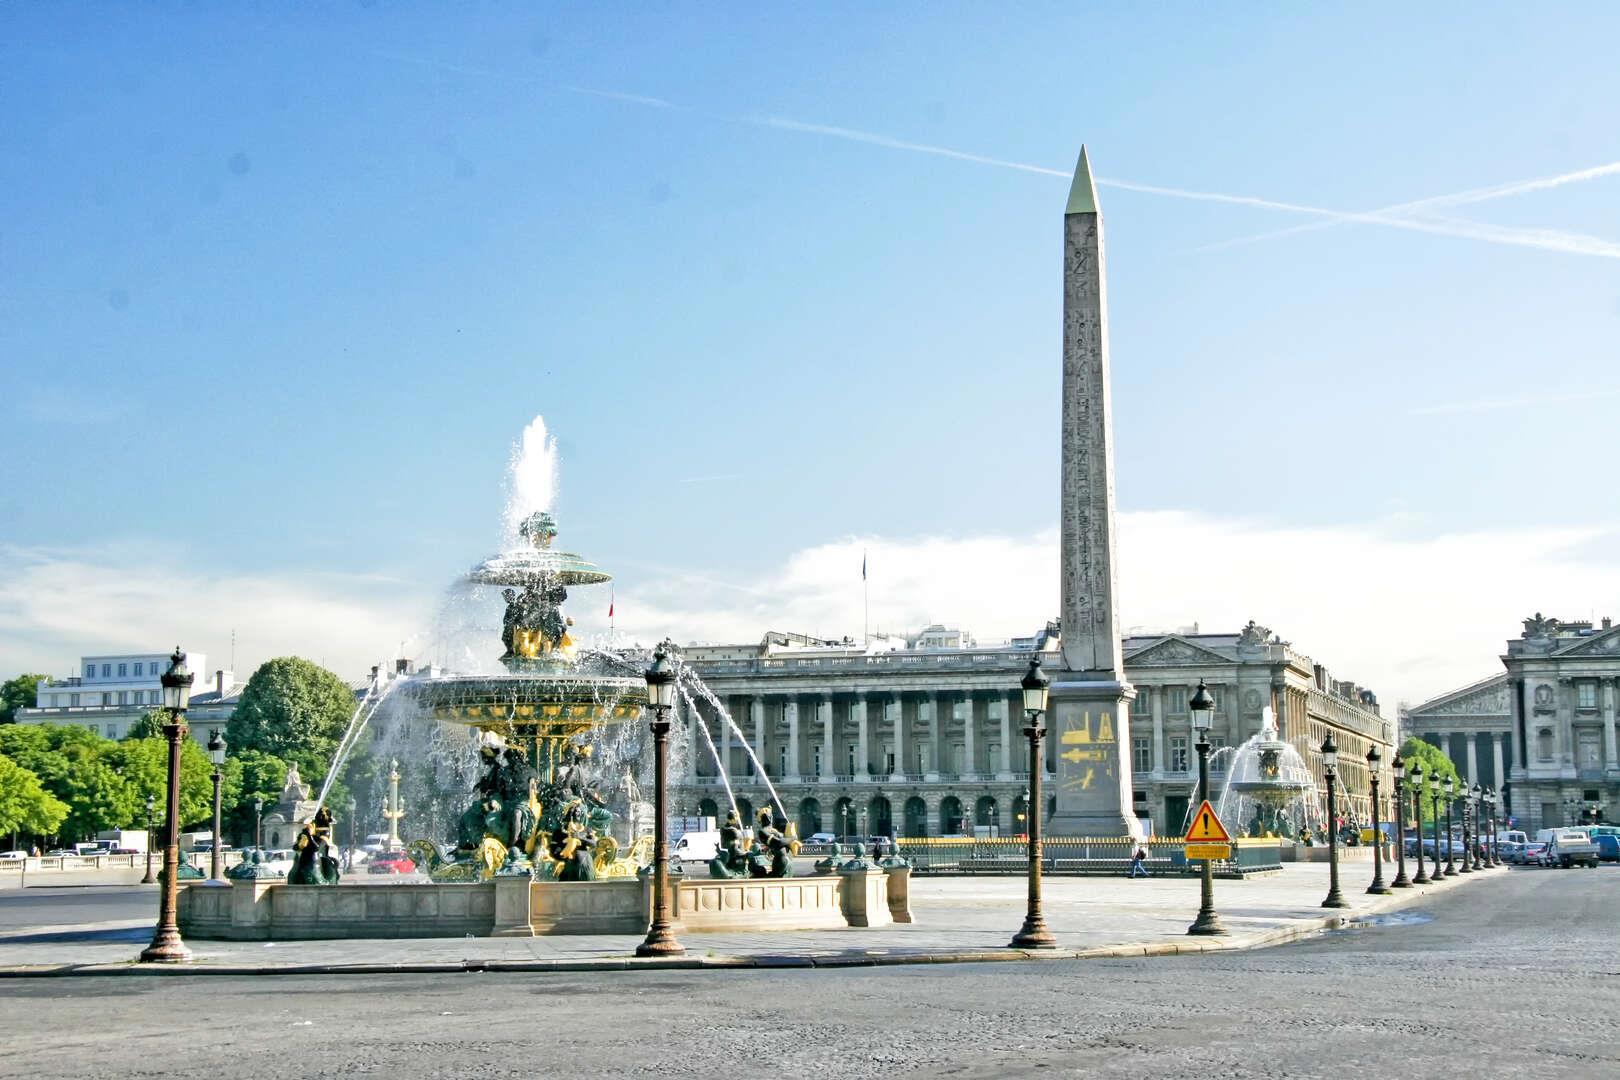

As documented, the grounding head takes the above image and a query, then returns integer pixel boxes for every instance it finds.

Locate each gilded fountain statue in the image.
[403,510,651,881]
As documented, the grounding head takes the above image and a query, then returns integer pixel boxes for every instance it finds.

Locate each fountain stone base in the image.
[178,870,912,940]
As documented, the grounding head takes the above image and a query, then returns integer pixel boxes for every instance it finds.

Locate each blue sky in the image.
[3,4,1618,704]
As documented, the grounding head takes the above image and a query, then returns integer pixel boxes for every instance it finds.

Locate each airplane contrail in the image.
[1199,160,1620,252]
[362,53,1620,260]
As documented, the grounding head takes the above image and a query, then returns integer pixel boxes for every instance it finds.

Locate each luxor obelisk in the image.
[1047,146,1139,838]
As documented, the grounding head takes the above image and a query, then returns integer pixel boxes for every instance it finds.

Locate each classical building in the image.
[674,620,1392,839]
[1401,614,1620,831]
[16,652,239,747]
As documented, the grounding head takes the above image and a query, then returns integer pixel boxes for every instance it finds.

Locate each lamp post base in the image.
[1010,915,1057,949]
[1187,910,1227,936]
[1367,879,1392,895]
[139,928,193,964]
[635,926,686,958]
[1321,889,1349,909]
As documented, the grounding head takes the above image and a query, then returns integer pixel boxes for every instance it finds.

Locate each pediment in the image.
[1553,626,1620,657]
[1405,675,1510,717]
[1125,636,1232,667]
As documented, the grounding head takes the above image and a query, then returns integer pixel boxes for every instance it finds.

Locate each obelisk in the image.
[1047,146,1139,838]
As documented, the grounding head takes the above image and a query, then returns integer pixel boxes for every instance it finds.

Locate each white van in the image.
[670,830,720,863]
[1535,827,1598,869]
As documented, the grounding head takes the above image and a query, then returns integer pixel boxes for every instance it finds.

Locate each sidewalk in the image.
[0,861,1500,977]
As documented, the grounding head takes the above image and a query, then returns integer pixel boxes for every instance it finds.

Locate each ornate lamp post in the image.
[1410,763,1429,884]
[1440,774,1456,877]
[1011,654,1056,949]
[141,794,157,884]
[1366,745,1390,894]
[1390,754,1410,888]
[1320,732,1348,909]
[140,647,194,964]
[1459,781,1475,873]
[1438,773,1451,874]
[1187,679,1227,935]
[1485,788,1500,867]
[637,641,684,958]
[253,798,264,850]
[1468,784,1483,868]
[207,729,226,881]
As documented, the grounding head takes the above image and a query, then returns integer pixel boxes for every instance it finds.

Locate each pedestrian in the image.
[1128,845,1150,878]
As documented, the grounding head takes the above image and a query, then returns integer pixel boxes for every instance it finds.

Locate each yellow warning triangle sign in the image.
[1184,800,1231,843]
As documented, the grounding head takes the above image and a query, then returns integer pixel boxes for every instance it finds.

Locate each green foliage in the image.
[228,657,355,781]
[0,674,47,724]
[222,748,289,844]
[0,753,68,837]
[1397,737,1461,787]
[0,723,215,842]
[124,710,168,740]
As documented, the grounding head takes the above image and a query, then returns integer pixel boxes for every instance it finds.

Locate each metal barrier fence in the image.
[894,836,1283,878]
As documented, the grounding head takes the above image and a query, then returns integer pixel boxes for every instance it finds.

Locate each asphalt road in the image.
[1,868,1614,1079]
[0,886,155,932]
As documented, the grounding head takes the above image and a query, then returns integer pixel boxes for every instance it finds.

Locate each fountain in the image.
[1215,708,1322,842]
[176,417,912,940]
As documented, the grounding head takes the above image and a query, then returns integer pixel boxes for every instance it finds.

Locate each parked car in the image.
[45,848,76,857]
[1516,842,1547,866]
[0,851,27,861]
[805,832,837,846]
[368,852,416,875]
[1543,829,1599,869]
[258,849,295,876]
[1594,834,1620,863]
[1497,840,1524,863]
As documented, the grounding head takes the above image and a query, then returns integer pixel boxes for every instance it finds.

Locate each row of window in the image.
[53,690,161,708]
[82,661,162,680]
[1132,735,1228,775]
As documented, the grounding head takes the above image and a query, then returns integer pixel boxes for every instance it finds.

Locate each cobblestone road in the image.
[1,867,1614,1079]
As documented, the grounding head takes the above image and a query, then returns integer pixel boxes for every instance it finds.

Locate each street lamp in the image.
[1485,788,1500,867]
[253,797,264,850]
[1390,754,1410,888]
[1410,762,1429,884]
[141,793,157,884]
[1437,773,1454,877]
[637,640,685,958]
[140,647,194,963]
[207,729,226,881]
[1366,745,1390,894]
[1011,653,1056,949]
[1464,780,1477,874]
[1426,771,1442,877]
[1186,679,1227,935]
[1468,782,1484,871]
[1320,732,1348,909]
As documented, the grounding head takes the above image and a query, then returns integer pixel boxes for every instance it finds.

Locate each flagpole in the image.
[862,548,869,648]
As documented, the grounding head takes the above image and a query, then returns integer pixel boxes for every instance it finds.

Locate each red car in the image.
[367,852,417,875]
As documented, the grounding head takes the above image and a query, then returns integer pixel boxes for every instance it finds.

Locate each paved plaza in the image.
[0,868,1614,1078]
[0,862,1504,973]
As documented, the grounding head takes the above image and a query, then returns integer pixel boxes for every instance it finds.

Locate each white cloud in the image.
[8,515,1617,715]
[0,542,430,682]
[594,512,1620,711]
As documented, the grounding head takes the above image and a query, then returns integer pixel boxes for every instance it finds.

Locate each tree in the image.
[1397,737,1462,835]
[125,709,168,740]
[0,753,68,839]
[222,748,290,845]
[0,674,47,724]
[228,657,355,782]
[106,737,215,830]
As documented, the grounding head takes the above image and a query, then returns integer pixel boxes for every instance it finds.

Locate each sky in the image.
[2,4,1618,708]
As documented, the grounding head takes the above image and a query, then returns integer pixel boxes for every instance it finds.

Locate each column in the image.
[853,692,870,779]
[922,697,940,781]
[785,698,801,782]
[1604,677,1619,772]
[994,694,1013,780]
[1492,731,1505,791]
[719,697,733,780]
[957,696,976,780]
[1151,685,1166,776]
[819,696,834,782]
[1467,732,1480,785]
[750,697,767,781]
[888,695,905,780]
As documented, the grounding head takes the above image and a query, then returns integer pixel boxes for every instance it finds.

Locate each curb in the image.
[0,866,1502,979]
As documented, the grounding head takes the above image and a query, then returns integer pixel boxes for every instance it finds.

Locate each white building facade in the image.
[18,652,237,745]
[675,621,1391,839]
